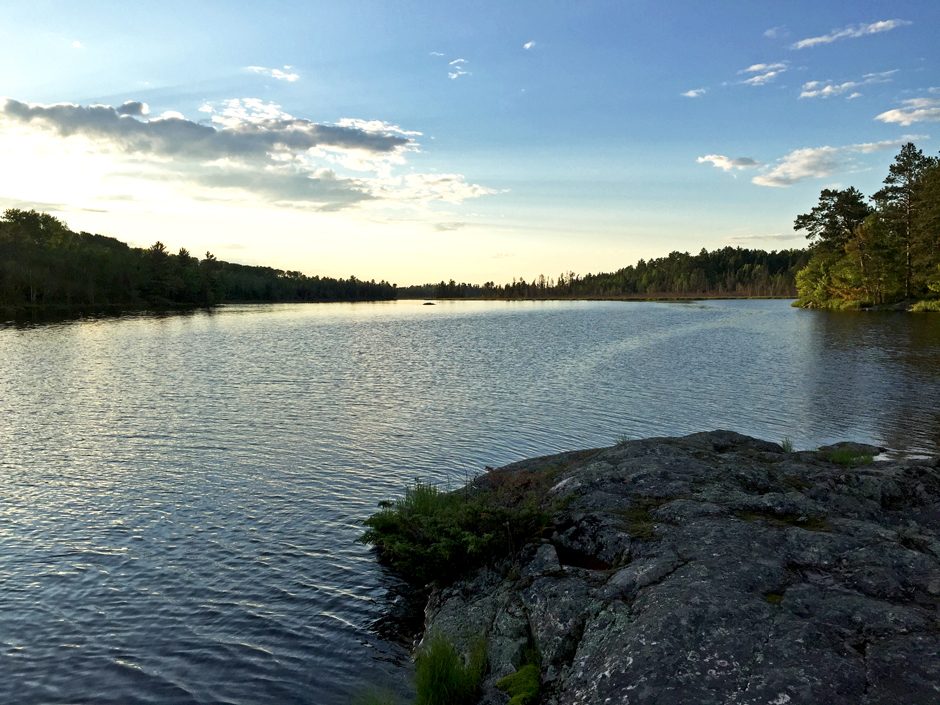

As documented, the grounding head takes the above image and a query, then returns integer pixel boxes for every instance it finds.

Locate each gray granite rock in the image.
[420,430,940,704]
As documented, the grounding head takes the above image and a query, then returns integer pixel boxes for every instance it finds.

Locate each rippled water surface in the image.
[2,299,939,704]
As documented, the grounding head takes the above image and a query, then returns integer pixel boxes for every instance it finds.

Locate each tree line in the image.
[399,246,809,300]
[0,209,395,312]
[794,142,940,309]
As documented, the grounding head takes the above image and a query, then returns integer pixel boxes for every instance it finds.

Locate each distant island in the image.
[793,142,940,311]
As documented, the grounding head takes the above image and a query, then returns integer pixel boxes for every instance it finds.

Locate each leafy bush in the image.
[496,664,540,705]
[910,299,940,312]
[414,633,486,705]
[361,468,556,586]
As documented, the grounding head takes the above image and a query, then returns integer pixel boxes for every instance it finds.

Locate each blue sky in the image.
[1,1,938,284]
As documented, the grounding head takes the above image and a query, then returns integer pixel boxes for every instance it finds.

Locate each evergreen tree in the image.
[873,143,937,298]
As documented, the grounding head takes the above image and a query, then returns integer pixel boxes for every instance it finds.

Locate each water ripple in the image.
[1,300,938,703]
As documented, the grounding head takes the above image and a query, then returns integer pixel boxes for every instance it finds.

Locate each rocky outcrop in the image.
[421,431,940,704]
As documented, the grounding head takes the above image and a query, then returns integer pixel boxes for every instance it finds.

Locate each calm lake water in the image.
[2,299,939,704]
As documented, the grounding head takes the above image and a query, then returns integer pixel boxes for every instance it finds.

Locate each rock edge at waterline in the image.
[419,430,940,705]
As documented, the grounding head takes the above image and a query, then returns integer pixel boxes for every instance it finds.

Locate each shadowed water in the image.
[1,299,938,704]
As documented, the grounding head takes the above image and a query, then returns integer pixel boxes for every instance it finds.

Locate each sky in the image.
[1,1,938,285]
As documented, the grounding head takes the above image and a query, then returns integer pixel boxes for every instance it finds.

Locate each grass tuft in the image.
[781,437,794,453]
[824,448,874,466]
[414,633,486,705]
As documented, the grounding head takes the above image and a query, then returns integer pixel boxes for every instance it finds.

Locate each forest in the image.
[0,209,396,313]
[399,246,809,300]
[793,142,940,310]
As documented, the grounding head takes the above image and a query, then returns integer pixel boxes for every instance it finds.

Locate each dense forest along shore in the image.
[0,209,396,318]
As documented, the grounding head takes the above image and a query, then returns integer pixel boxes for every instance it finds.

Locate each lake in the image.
[1,299,938,704]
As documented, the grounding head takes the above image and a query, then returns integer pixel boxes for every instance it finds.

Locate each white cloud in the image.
[201,97,293,127]
[763,26,787,39]
[741,70,785,86]
[429,51,445,57]
[523,40,536,50]
[791,19,911,50]
[799,70,896,99]
[245,65,300,82]
[752,138,913,187]
[334,118,422,138]
[696,154,761,171]
[738,62,787,86]
[0,97,493,209]
[875,98,940,126]
[863,70,899,81]
[446,58,471,80]
[740,62,787,74]
[753,146,846,187]
[71,40,84,49]
[682,88,707,98]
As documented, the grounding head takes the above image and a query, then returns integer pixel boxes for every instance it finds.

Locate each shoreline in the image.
[363,431,940,704]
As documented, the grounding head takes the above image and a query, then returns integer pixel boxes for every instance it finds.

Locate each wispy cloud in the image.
[791,19,911,50]
[875,97,940,126]
[697,154,761,172]
[763,26,788,39]
[800,70,896,99]
[429,51,445,57]
[71,40,84,50]
[682,88,707,98]
[446,58,471,80]
[245,65,300,82]
[523,40,536,50]
[434,221,466,232]
[370,173,496,204]
[741,71,784,86]
[752,138,915,187]
[0,97,494,209]
[740,63,787,74]
[738,62,787,86]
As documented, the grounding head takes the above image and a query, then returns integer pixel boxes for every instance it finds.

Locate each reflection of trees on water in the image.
[803,311,940,455]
